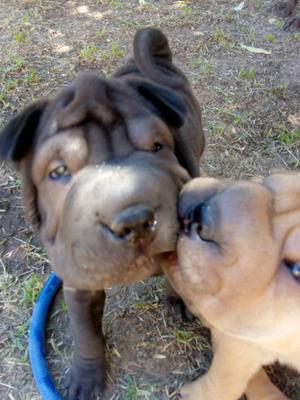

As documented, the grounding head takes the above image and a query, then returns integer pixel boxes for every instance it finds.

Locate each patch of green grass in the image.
[238,26,257,42]
[51,299,68,318]
[14,29,27,43]
[173,328,196,344]
[264,33,276,43]
[133,301,148,310]
[24,68,39,84]
[269,84,288,99]
[190,57,214,77]
[213,28,234,49]
[121,20,140,29]
[22,274,43,307]
[217,104,243,125]
[218,107,235,123]
[278,127,300,145]
[293,32,300,40]
[156,279,166,294]
[173,327,209,351]
[234,115,243,125]
[163,5,196,27]
[15,320,30,341]
[6,174,22,189]
[238,66,256,81]
[248,67,256,81]
[208,123,226,135]
[120,376,157,400]
[78,43,98,61]
[9,318,30,359]
[111,41,124,58]
[95,26,107,38]
[96,0,123,7]
[294,389,300,399]
[276,20,284,29]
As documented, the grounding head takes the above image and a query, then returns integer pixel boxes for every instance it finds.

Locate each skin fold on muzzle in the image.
[163,172,300,400]
[0,27,204,400]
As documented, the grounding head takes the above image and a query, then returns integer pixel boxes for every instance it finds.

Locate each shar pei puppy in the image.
[164,172,300,400]
[0,28,204,399]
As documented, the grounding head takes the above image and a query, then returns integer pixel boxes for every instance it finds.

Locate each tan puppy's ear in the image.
[0,99,48,163]
[264,172,300,214]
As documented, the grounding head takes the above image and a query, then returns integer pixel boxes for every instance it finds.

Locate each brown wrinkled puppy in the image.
[163,172,300,400]
[0,28,204,399]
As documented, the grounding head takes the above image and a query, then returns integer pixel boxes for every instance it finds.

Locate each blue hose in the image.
[29,272,63,400]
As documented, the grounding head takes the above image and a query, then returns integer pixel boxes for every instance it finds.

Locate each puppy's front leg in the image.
[180,330,263,400]
[63,287,106,400]
[246,368,289,400]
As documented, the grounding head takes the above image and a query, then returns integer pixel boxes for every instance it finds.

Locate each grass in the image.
[22,273,43,306]
[120,376,157,400]
[212,28,235,49]
[238,66,256,81]
[78,43,98,61]
[278,127,300,146]
[208,122,227,136]
[269,84,288,99]
[111,41,124,58]
[14,30,27,43]
[237,66,262,87]
[96,0,123,7]
[190,57,214,77]
[264,33,276,43]
[95,26,107,38]
[162,4,196,27]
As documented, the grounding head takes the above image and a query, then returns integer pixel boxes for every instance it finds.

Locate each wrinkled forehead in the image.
[263,173,300,257]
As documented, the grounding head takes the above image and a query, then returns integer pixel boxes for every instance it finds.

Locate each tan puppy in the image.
[163,172,300,400]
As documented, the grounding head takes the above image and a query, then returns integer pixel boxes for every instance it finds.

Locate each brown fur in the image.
[273,0,300,31]
[163,172,300,400]
[0,28,204,399]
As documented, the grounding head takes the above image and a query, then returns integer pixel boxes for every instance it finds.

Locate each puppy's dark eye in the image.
[49,165,71,181]
[152,142,163,152]
[284,260,300,282]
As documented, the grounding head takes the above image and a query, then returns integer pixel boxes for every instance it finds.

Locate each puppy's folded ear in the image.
[0,100,48,162]
[134,80,187,128]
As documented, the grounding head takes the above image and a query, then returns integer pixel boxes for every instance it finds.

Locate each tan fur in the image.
[163,172,300,400]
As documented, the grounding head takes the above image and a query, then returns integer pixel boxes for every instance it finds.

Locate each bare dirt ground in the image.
[0,0,299,399]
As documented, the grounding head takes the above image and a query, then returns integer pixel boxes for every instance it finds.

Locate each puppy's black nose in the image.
[181,203,206,234]
[110,205,156,241]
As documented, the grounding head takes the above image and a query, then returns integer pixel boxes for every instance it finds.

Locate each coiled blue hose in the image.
[29,272,63,400]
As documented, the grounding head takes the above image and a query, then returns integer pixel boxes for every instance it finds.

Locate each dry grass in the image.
[0,0,299,399]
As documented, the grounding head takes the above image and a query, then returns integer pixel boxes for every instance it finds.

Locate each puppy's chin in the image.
[175,231,222,298]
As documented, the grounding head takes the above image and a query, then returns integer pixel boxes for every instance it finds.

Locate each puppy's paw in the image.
[272,0,296,17]
[284,15,300,31]
[65,355,106,400]
[180,381,203,400]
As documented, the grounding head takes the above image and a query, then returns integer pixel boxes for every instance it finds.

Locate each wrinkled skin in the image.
[272,0,300,31]
[0,28,204,399]
[163,172,300,400]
